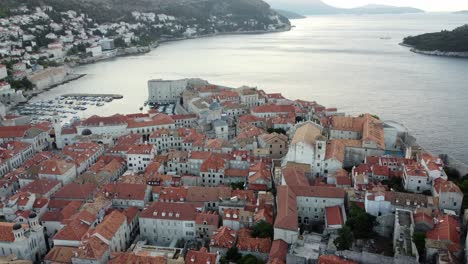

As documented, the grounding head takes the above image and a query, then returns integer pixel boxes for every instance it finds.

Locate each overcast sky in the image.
[269,0,468,11]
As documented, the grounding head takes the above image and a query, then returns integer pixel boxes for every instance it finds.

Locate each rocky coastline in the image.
[399,43,468,58]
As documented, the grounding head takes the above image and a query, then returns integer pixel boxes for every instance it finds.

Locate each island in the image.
[268,0,424,15]
[402,25,468,58]
[454,10,468,14]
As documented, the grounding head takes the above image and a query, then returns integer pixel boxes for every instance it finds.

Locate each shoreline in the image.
[23,73,86,102]
[399,43,468,58]
[24,27,291,101]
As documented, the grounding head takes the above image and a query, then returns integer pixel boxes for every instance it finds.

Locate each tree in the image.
[334,226,353,250]
[382,176,403,192]
[251,220,273,239]
[346,204,376,239]
[230,182,245,190]
[114,37,127,48]
[295,116,304,123]
[225,247,242,262]
[266,128,286,135]
[10,77,33,90]
[238,254,264,264]
[444,167,461,182]
[413,232,426,256]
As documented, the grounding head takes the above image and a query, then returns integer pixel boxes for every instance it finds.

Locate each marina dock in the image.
[62,93,124,99]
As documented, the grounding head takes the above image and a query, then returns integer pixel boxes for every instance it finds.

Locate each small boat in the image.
[97,103,104,107]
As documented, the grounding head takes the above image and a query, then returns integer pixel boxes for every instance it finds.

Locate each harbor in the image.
[11,94,124,125]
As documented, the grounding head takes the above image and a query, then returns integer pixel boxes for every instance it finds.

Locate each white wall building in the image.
[148,79,188,104]
[0,214,47,262]
[139,202,198,246]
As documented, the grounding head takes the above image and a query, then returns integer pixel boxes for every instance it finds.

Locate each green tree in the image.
[238,254,264,264]
[413,232,426,256]
[382,176,403,192]
[114,37,127,48]
[295,116,304,123]
[334,226,353,250]
[266,128,286,135]
[251,220,273,239]
[346,204,376,239]
[230,182,245,190]
[444,167,461,182]
[10,77,33,90]
[225,247,242,262]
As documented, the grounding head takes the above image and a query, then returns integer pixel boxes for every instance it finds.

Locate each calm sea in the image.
[31,13,468,163]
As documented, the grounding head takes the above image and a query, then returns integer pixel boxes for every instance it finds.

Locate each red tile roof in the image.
[81,114,127,126]
[186,186,232,202]
[433,178,462,194]
[102,183,148,201]
[109,252,166,264]
[195,211,219,226]
[74,235,109,260]
[93,210,126,240]
[157,186,189,202]
[325,206,344,226]
[274,186,298,231]
[426,214,461,252]
[225,169,249,178]
[21,179,61,196]
[127,144,154,155]
[200,155,226,172]
[282,167,309,186]
[251,104,295,114]
[53,210,96,241]
[44,246,76,263]
[33,197,49,209]
[185,247,217,264]
[237,234,271,253]
[140,202,198,221]
[38,159,75,175]
[0,125,30,138]
[126,113,174,129]
[319,255,358,264]
[268,239,288,264]
[0,222,16,242]
[210,226,236,249]
[53,183,96,200]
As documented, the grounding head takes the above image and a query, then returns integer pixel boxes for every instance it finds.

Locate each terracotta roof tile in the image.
[102,183,148,201]
[210,226,236,248]
[325,206,344,226]
[38,159,75,175]
[319,255,358,264]
[53,183,97,200]
[21,179,61,196]
[0,222,16,242]
[44,246,76,263]
[93,210,126,240]
[109,252,166,264]
[185,247,217,264]
[140,202,198,221]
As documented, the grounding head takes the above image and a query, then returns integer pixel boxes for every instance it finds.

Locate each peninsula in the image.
[0,78,466,264]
